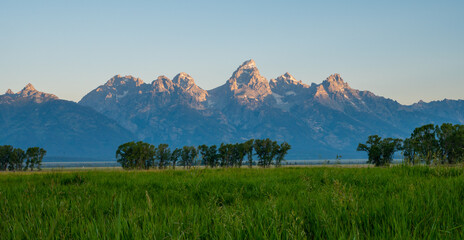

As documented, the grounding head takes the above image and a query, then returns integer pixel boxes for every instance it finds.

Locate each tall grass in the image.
[1,166,464,239]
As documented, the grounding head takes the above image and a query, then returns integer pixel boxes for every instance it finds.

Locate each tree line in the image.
[357,123,464,166]
[0,146,46,171]
[116,139,291,170]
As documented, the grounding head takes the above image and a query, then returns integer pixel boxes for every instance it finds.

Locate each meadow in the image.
[1,166,464,239]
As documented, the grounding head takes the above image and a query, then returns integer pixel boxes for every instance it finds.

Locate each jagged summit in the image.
[218,59,272,106]
[23,83,36,91]
[326,73,344,82]
[281,72,296,80]
[152,75,174,92]
[0,84,58,103]
[171,73,208,103]
[228,59,265,85]
[152,75,173,85]
[228,60,264,85]
[269,72,309,96]
[272,72,303,84]
[173,72,196,89]
[105,75,144,87]
[238,59,256,70]
[322,73,351,92]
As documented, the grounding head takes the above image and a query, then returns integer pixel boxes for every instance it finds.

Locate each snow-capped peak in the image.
[238,59,256,70]
[282,72,296,80]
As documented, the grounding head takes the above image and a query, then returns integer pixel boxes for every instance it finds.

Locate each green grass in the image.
[1,166,464,239]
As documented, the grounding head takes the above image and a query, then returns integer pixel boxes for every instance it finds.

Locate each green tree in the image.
[254,139,279,168]
[234,143,247,168]
[116,141,156,170]
[170,148,182,169]
[409,124,439,165]
[25,147,46,171]
[380,138,403,165]
[275,142,291,167]
[10,148,26,171]
[198,144,209,167]
[209,145,219,168]
[436,123,464,164]
[180,146,198,169]
[198,145,218,168]
[0,145,13,171]
[218,143,231,167]
[243,139,254,168]
[357,135,402,166]
[189,146,198,168]
[180,146,189,169]
[156,144,171,169]
[357,135,382,166]
[402,137,418,165]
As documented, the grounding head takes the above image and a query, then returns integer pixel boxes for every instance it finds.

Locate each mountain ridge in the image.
[0,84,134,159]
[76,60,464,158]
[2,60,464,159]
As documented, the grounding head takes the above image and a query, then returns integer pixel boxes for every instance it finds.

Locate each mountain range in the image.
[2,60,464,160]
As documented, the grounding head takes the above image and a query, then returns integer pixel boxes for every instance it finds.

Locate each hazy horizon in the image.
[1,0,463,104]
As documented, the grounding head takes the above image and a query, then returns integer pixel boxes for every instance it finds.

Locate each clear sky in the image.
[1,0,463,104]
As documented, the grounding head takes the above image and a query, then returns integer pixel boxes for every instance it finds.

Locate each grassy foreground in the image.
[1,166,464,239]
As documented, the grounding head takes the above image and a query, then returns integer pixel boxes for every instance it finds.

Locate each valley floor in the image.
[1,167,464,239]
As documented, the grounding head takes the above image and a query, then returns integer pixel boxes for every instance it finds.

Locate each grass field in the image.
[1,166,464,239]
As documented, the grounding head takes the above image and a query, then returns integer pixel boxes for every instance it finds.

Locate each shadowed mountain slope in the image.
[0,85,134,159]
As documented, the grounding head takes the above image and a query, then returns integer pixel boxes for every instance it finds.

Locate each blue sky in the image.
[1,0,463,104]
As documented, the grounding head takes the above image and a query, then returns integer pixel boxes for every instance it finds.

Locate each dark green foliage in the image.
[359,123,464,166]
[218,143,232,167]
[116,139,290,170]
[380,138,403,164]
[116,141,156,170]
[243,139,254,168]
[275,142,291,167]
[254,139,280,167]
[218,143,246,168]
[156,144,171,169]
[180,146,197,169]
[436,124,464,164]
[199,145,218,168]
[0,145,45,171]
[209,145,219,167]
[0,145,13,171]
[231,143,246,167]
[402,137,417,165]
[25,147,46,171]
[403,123,464,165]
[10,148,26,171]
[170,148,182,169]
[2,167,464,239]
[408,124,439,164]
[357,135,402,166]
[198,145,209,166]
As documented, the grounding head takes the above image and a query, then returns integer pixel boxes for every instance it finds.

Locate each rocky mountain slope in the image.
[2,60,462,160]
[78,60,464,159]
[0,85,134,158]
